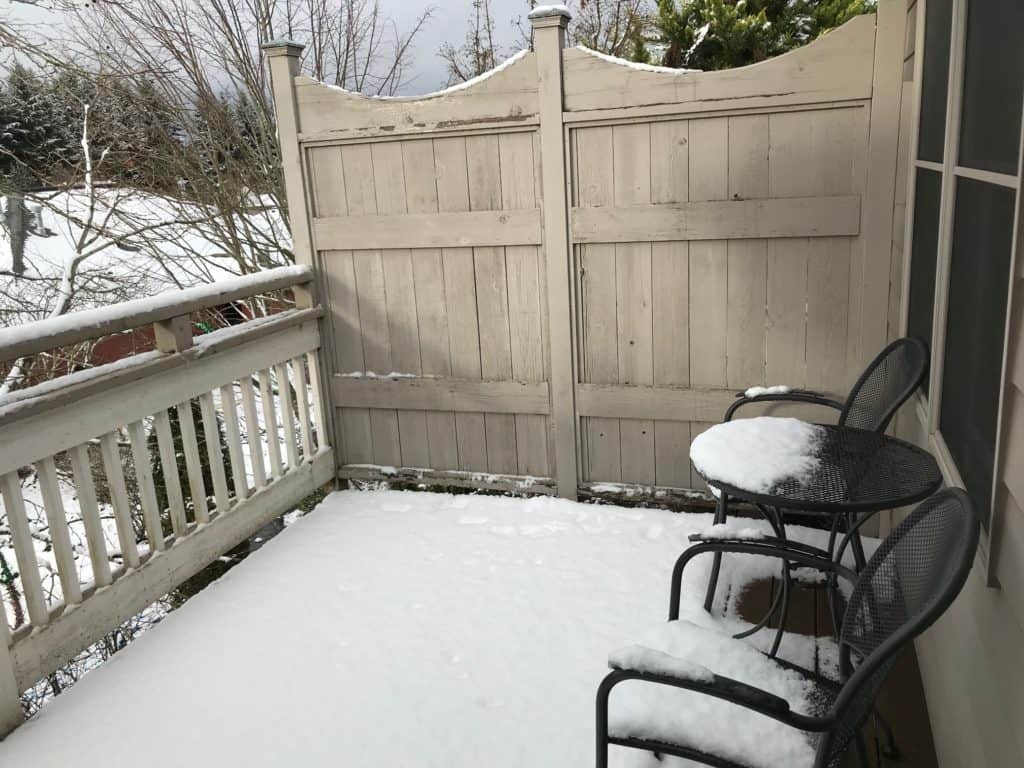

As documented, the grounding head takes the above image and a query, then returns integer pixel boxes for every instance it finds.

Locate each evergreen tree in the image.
[657,0,874,71]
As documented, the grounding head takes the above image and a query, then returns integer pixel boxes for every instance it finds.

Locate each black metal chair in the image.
[597,488,978,768]
[723,336,928,431]
[700,337,929,613]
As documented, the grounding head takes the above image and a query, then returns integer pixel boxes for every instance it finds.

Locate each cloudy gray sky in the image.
[4,0,539,95]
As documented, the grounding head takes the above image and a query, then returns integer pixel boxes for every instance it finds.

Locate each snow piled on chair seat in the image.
[4,490,848,768]
[608,620,820,768]
[690,417,826,494]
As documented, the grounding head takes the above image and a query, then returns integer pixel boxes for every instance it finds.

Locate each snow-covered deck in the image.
[4,490,841,767]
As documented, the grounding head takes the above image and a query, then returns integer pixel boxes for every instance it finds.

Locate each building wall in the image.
[890,1,1024,764]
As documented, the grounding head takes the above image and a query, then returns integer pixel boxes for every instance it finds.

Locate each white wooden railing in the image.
[0,266,334,734]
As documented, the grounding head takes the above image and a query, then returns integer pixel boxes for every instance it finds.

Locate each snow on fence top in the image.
[0,264,312,362]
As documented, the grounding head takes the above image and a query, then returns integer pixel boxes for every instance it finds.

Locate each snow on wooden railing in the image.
[0,266,334,735]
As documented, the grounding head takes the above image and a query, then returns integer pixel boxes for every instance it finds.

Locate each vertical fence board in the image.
[98,432,141,566]
[219,385,249,502]
[127,420,166,550]
[174,402,211,523]
[68,443,112,588]
[198,394,232,515]
[35,457,83,604]
[258,369,284,479]
[239,379,268,488]
[153,410,188,537]
[0,473,48,625]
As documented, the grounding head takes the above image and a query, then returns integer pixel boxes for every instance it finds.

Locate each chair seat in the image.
[608,620,827,768]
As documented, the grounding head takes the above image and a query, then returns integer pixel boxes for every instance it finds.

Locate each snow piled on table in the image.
[690,417,825,495]
[5,489,849,768]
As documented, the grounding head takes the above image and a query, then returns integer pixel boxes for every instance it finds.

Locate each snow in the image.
[609,644,716,683]
[575,45,701,74]
[744,384,792,398]
[4,489,852,767]
[314,50,530,101]
[699,522,767,541]
[340,371,418,378]
[0,264,309,353]
[528,4,571,19]
[607,620,820,768]
[690,417,825,495]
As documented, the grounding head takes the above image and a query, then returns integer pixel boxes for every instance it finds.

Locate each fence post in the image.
[532,7,578,500]
[264,41,339,474]
[1,619,22,737]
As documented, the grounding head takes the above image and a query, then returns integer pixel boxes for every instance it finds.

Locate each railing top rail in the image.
[0,264,313,363]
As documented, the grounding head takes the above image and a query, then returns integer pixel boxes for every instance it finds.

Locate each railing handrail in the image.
[0,264,313,363]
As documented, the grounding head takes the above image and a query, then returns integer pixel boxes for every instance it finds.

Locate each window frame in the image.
[899,0,1024,584]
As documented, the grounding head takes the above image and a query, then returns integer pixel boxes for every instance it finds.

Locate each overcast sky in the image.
[4,0,538,95]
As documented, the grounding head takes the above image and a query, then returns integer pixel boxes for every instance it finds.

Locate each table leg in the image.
[702,491,728,613]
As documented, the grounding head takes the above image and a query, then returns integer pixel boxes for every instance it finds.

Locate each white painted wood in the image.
[275,363,300,470]
[9,450,334,693]
[561,15,875,112]
[313,210,541,249]
[238,378,268,489]
[98,432,141,567]
[153,314,193,353]
[0,472,49,627]
[0,320,319,477]
[257,369,284,480]
[128,421,167,552]
[333,377,550,414]
[35,457,83,605]
[571,195,861,243]
[67,444,112,588]
[175,403,210,524]
[153,410,188,537]
[534,11,579,497]
[219,384,249,502]
[291,357,314,460]
[0,265,312,363]
[198,393,232,515]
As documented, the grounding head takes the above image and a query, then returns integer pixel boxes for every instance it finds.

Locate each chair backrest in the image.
[814,488,979,767]
[839,337,928,432]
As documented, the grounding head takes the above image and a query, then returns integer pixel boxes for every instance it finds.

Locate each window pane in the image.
[917,0,953,162]
[906,168,943,392]
[958,0,1024,175]
[940,178,1015,530]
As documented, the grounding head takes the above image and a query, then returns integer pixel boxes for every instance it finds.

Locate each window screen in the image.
[917,0,953,163]
[940,178,1015,530]
[958,0,1024,175]
[906,168,942,392]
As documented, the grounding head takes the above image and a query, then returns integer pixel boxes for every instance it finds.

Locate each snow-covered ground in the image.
[4,490,851,767]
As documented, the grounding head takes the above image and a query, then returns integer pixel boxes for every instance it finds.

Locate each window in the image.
[940,178,1015,527]
[904,0,1024,537]
[957,0,1024,175]
[906,168,942,389]
[916,0,953,163]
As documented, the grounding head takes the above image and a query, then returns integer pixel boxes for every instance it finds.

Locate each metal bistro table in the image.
[693,421,942,654]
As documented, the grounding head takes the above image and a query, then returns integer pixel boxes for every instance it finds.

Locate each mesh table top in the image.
[697,423,943,514]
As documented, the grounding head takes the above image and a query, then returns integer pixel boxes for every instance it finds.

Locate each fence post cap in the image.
[528,4,571,27]
[262,39,305,57]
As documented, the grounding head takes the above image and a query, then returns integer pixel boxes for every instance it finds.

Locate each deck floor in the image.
[3,490,923,767]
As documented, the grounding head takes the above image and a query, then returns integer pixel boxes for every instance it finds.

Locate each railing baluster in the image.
[127,420,166,552]
[275,363,299,471]
[239,378,267,489]
[257,369,282,480]
[68,444,112,588]
[176,402,210,524]
[219,384,249,502]
[305,351,329,451]
[0,472,49,626]
[153,411,188,538]
[98,432,140,568]
[291,357,314,459]
[35,457,83,605]
[199,392,232,514]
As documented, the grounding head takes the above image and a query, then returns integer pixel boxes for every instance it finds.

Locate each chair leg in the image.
[703,493,728,613]
[596,675,612,768]
[875,711,900,759]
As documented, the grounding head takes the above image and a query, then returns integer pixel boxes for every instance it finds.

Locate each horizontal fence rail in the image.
[0,266,333,735]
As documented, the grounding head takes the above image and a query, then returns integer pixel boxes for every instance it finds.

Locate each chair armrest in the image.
[725,391,845,422]
[601,664,795,722]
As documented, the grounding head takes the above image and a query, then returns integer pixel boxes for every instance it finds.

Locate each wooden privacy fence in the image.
[266,4,906,500]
